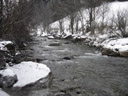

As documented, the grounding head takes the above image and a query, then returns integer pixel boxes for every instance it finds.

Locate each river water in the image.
[7,36,128,96]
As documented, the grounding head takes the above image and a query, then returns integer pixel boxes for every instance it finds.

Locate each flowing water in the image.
[7,36,128,96]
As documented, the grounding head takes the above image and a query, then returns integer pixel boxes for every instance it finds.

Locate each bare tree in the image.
[0,0,3,36]
[59,19,64,34]
[96,2,109,34]
[69,13,76,34]
[114,10,128,37]
[84,0,102,34]
[0,0,36,48]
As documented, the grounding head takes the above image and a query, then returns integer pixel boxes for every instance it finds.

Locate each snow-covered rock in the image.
[102,48,120,56]
[0,41,13,51]
[102,38,128,56]
[8,61,51,88]
[0,69,17,88]
[0,89,10,96]
[0,40,15,69]
[119,49,128,57]
[47,35,54,39]
[0,51,6,69]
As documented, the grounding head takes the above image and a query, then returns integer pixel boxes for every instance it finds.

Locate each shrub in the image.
[0,0,34,48]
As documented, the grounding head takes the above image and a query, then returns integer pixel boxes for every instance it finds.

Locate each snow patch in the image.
[0,89,10,96]
[109,1,128,12]
[0,41,13,51]
[85,52,102,56]
[102,38,128,53]
[0,69,16,77]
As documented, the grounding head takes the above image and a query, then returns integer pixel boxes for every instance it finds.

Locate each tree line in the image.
[1,0,125,48]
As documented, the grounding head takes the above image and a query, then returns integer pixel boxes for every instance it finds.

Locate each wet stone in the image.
[64,42,71,44]
[55,92,71,96]
[63,57,71,60]
[5,43,15,56]
[119,51,128,57]
[0,51,8,70]
[13,54,25,64]
[102,48,120,56]
[76,91,81,94]
[49,42,61,46]
[0,69,18,88]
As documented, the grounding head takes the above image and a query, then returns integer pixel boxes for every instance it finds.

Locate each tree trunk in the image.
[70,14,75,34]
[0,0,3,36]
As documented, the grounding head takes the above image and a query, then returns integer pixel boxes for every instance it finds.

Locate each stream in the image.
[8,36,128,96]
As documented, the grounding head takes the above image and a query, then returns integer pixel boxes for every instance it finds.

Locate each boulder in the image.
[64,35,72,40]
[49,42,61,46]
[55,92,71,96]
[48,36,54,39]
[102,48,120,56]
[13,54,25,64]
[0,51,6,70]
[8,61,51,90]
[72,38,85,43]
[64,41,71,44]
[0,69,18,88]
[5,43,15,56]
[119,50,128,57]
[63,57,71,60]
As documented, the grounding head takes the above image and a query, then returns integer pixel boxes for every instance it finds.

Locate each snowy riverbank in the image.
[0,41,51,95]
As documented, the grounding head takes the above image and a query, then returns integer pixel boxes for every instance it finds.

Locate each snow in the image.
[41,32,48,37]
[0,89,10,96]
[0,69,16,77]
[102,38,128,52]
[47,35,54,39]
[106,1,128,20]
[8,61,51,87]
[109,1,128,12]
[85,52,102,56]
[98,34,108,39]
[0,41,13,51]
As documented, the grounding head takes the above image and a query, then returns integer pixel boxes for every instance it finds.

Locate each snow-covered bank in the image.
[102,38,128,56]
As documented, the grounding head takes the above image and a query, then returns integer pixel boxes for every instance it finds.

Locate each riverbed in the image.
[7,36,128,96]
